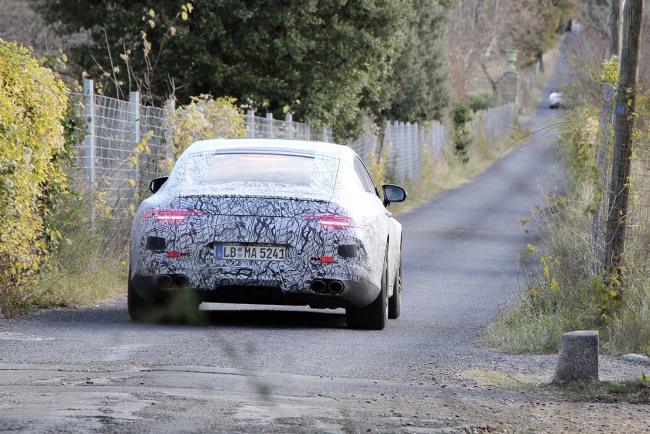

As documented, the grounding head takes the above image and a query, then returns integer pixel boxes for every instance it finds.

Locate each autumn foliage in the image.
[0,40,69,301]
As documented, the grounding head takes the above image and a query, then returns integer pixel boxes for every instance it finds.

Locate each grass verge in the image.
[1,263,126,317]
[0,188,127,318]
[484,104,650,356]
[464,368,650,404]
[546,376,650,404]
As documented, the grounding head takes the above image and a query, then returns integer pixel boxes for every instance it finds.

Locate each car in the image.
[549,90,563,109]
[128,139,406,329]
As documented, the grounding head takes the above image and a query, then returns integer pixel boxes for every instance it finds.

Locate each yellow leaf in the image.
[181,11,189,21]
[127,179,137,187]
[148,8,155,17]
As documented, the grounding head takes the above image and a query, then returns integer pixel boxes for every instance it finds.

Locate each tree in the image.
[36,0,423,140]
[383,0,450,123]
[446,0,575,101]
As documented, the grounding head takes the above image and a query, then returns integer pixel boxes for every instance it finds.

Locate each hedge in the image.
[0,39,69,298]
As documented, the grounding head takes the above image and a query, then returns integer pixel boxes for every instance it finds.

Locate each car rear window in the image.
[194,153,314,186]
[167,152,339,199]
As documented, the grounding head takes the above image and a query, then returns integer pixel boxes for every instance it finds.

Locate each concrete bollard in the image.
[553,330,599,383]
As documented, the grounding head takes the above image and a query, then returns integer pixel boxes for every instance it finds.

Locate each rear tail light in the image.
[166,250,189,258]
[143,209,205,222]
[302,214,353,230]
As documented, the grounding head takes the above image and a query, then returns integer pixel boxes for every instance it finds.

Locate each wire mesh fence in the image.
[70,82,174,234]
[591,85,650,270]
[245,110,333,142]
[348,103,516,181]
[72,79,516,230]
[71,80,333,230]
[627,106,650,254]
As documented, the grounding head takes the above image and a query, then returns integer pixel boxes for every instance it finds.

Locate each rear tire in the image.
[128,271,202,324]
[128,276,157,322]
[346,257,388,330]
[388,262,402,319]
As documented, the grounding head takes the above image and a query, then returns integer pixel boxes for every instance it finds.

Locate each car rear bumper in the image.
[130,274,380,309]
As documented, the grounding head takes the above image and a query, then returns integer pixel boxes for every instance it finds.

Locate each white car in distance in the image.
[549,90,563,109]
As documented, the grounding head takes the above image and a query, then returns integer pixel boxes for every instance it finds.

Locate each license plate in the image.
[216,244,286,261]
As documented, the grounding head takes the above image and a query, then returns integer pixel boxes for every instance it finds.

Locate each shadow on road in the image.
[195,306,348,329]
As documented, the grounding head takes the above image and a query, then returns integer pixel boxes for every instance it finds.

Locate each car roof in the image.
[183,138,356,159]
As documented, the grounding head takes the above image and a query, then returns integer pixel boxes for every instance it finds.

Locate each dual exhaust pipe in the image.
[155,274,189,289]
[310,279,345,295]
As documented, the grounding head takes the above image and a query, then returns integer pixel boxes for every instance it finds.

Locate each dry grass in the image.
[484,104,650,356]
[546,375,650,404]
[0,188,128,318]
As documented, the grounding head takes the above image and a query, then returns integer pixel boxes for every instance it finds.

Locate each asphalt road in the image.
[0,100,564,379]
[1,38,649,433]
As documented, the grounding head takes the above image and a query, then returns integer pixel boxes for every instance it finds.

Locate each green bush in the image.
[0,40,69,312]
[452,104,472,163]
[467,93,495,113]
[173,95,246,157]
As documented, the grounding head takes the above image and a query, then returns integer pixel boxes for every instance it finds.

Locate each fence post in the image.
[266,112,274,138]
[285,113,293,139]
[129,90,141,197]
[414,122,421,178]
[247,109,255,138]
[164,99,176,167]
[382,120,390,158]
[82,79,96,227]
[83,79,96,184]
[321,128,328,142]
[305,119,311,141]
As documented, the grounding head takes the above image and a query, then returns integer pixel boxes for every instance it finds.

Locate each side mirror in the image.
[149,176,168,194]
[382,184,407,207]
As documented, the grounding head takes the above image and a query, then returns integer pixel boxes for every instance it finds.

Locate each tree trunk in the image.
[608,0,621,59]
[592,0,621,272]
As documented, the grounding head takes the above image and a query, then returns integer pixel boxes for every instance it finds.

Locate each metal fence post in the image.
[285,113,293,140]
[164,99,176,166]
[82,79,96,227]
[247,109,255,138]
[129,91,141,196]
[266,112,274,138]
[414,122,421,178]
[383,120,390,159]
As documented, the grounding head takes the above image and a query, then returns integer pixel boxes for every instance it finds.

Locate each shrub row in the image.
[0,40,69,313]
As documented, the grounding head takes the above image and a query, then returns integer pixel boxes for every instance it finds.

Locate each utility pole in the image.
[603,0,644,270]
[592,0,621,272]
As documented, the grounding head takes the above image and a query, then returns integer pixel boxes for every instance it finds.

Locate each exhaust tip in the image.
[156,274,173,288]
[311,279,327,293]
[328,280,345,294]
[173,275,189,287]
